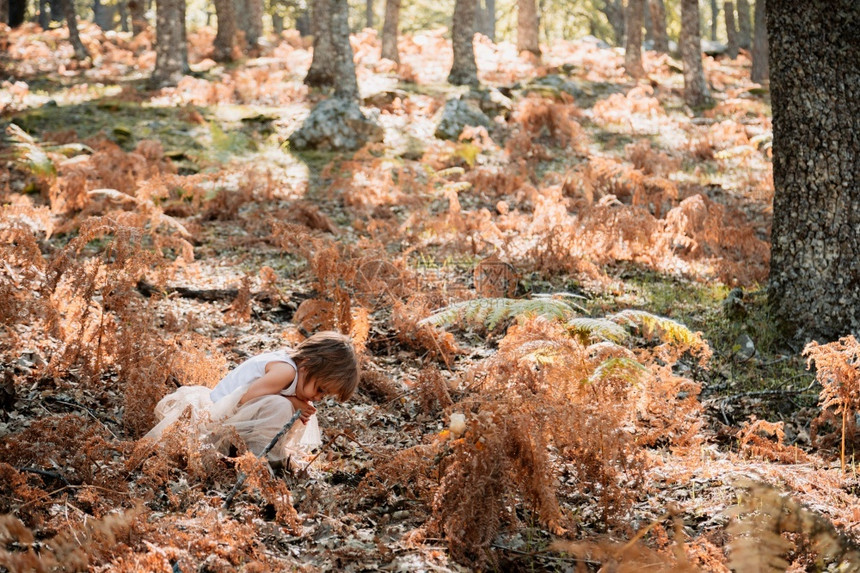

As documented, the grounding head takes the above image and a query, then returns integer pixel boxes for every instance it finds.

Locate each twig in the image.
[46,397,120,438]
[15,466,71,486]
[224,409,302,508]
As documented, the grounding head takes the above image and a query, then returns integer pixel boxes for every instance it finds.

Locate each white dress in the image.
[145,350,322,462]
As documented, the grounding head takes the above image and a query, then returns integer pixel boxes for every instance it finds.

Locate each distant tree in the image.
[246,0,263,46]
[38,0,50,28]
[152,0,188,86]
[750,0,768,82]
[0,0,7,25]
[725,1,738,59]
[213,0,239,61]
[448,0,478,86]
[595,0,625,46]
[8,0,25,26]
[305,0,336,87]
[710,0,718,40]
[649,0,668,53]
[680,0,709,107]
[60,0,90,60]
[381,0,401,62]
[517,0,540,57]
[476,0,495,41]
[767,0,859,341]
[128,0,147,34]
[93,0,114,30]
[117,0,129,32]
[624,0,645,78]
[736,0,751,48]
[366,0,373,28]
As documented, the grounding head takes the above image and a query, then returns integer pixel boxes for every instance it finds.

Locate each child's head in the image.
[292,331,359,402]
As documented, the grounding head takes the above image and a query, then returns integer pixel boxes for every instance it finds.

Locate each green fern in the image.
[588,356,648,385]
[567,317,629,344]
[608,309,705,349]
[5,124,93,180]
[419,296,580,331]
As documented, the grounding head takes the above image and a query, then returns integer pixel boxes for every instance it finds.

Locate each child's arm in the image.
[238,362,295,405]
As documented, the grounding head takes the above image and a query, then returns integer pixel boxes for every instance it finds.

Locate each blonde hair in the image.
[291,331,359,401]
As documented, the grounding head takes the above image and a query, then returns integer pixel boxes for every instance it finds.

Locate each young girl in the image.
[145,331,359,463]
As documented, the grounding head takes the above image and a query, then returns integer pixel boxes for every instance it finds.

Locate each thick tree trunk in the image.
[624,0,645,78]
[94,0,114,30]
[649,0,668,53]
[750,0,768,82]
[8,0,24,26]
[305,0,336,87]
[680,0,709,107]
[213,0,238,61]
[381,0,400,62]
[331,0,358,101]
[128,0,147,34]
[736,0,751,48]
[448,0,478,86]
[366,0,373,29]
[725,1,738,59]
[767,0,860,341]
[710,0,718,40]
[60,0,90,59]
[152,0,188,86]
[517,0,540,57]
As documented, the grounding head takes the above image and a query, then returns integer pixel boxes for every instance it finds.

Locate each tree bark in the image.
[381,0,400,62]
[680,0,709,107]
[152,0,188,86]
[0,0,7,25]
[767,0,860,341]
[213,0,238,61]
[38,0,50,29]
[710,0,718,40]
[243,0,263,46]
[128,0,147,35]
[60,0,90,60]
[366,0,373,29]
[331,0,359,101]
[649,0,668,53]
[517,0,540,57]
[448,0,479,86]
[624,0,645,78]
[483,0,496,41]
[305,0,336,87]
[750,0,768,82]
[725,1,738,59]
[7,0,24,26]
[736,0,751,48]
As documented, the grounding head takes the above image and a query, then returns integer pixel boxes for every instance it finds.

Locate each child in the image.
[145,331,359,463]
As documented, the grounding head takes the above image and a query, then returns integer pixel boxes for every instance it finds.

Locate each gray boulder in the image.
[523,74,584,100]
[435,97,491,140]
[465,87,514,119]
[289,97,384,151]
[701,39,728,57]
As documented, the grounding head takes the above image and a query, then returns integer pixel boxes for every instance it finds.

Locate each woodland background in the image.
[1,0,860,571]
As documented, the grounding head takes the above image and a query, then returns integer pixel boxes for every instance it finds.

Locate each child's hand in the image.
[287,396,316,424]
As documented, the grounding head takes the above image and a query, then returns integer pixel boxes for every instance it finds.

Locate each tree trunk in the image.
[295,7,310,35]
[680,0,709,107]
[8,0,24,26]
[624,0,645,78]
[128,0,147,34]
[332,0,359,101]
[305,0,336,87]
[725,1,738,58]
[94,0,113,30]
[643,1,653,46]
[38,0,50,28]
[381,0,400,62]
[767,0,860,341]
[118,0,129,32]
[272,13,283,35]
[649,0,668,53]
[213,0,238,61]
[483,0,496,41]
[517,0,540,57]
[448,0,478,86]
[366,0,373,29]
[598,0,625,46]
[243,0,263,46]
[750,0,768,82]
[710,0,718,40]
[152,0,188,86]
[736,0,751,48]
[60,0,90,59]
[0,0,6,25]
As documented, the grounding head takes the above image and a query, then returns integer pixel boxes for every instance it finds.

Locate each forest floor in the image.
[2,21,859,573]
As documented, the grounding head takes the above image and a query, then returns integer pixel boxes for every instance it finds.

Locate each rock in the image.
[289,97,384,152]
[464,87,514,119]
[434,96,491,141]
[734,333,756,362]
[362,89,409,108]
[701,39,728,56]
[523,74,584,100]
[581,35,611,49]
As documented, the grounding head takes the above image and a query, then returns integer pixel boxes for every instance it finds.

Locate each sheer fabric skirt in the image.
[144,386,322,462]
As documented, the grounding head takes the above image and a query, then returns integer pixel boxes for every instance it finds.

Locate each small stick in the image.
[224,409,303,508]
